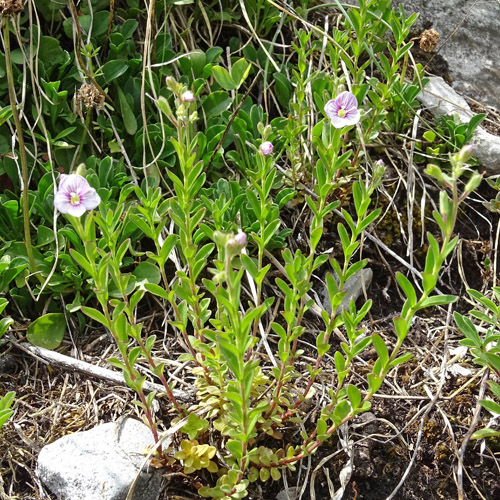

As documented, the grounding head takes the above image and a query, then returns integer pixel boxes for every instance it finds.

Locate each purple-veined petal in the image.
[324,99,340,119]
[65,204,88,217]
[61,174,91,196]
[53,191,74,214]
[68,203,86,217]
[336,91,358,111]
[340,108,360,126]
[80,188,101,210]
[329,114,351,129]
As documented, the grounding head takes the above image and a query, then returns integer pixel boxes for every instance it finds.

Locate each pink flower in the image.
[324,91,360,128]
[260,141,273,155]
[182,90,195,103]
[233,230,247,247]
[226,230,247,254]
[54,174,101,217]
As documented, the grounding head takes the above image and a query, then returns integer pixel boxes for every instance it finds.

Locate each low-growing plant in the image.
[59,68,478,496]
[454,286,500,440]
[1,0,490,498]
[0,295,15,430]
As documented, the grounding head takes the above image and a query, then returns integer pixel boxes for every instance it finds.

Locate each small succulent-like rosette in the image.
[324,91,360,129]
[259,141,273,156]
[54,174,101,217]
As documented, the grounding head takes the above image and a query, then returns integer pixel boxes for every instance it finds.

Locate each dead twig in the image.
[13,340,194,403]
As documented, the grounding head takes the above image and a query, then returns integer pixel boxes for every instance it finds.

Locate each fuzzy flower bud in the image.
[233,231,247,247]
[464,172,482,194]
[182,90,195,103]
[457,144,474,163]
[226,230,247,255]
[260,141,273,156]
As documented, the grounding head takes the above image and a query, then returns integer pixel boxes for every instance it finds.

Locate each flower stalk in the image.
[3,17,38,278]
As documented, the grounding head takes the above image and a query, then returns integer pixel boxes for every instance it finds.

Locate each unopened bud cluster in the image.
[214,230,247,256]
[165,77,197,123]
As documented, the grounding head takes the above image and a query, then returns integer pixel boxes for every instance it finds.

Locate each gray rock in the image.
[37,417,163,500]
[319,268,373,315]
[417,76,500,173]
[394,0,500,111]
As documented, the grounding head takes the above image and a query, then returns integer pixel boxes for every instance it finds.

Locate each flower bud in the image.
[260,141,273,156]
[166,76,181,93]
[464,172,482,194]
[425,164,444,182]
[182,90,195,103]
[457,144,474,163]
[233,231,247,247]
[226,230,247,255]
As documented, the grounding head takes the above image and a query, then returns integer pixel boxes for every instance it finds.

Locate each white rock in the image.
[418,77,500,173]
[37,417,162,500]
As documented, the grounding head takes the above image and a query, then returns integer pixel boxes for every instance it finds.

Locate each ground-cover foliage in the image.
[1,0,500,498]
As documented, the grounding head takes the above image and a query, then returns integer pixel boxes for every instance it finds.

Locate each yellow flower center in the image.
[70,192,81,205]
[338,108,346,118]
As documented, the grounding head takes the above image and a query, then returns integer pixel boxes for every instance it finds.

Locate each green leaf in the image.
[487,381,500,401]
[273,72,291,109]
[333,400,351,426]
[389,352,413,368]
[117,87,137,135]
[471,428,500,440]
[133,261,161,287]
[69,249,94,276]
[483,352,500,374]
[372,333,389,366]
[226,439,243,459]
[418,295,457,308]
[337,223,351,254]
[396,273,416,306]
[101,60,128,83]
[212,65,236,90]
[26,313,66,350]
[454,312,481,347]
[203,91,232,119]
[347,384,361,409]
[393,316,409,341]
[181,413,210,440]
[231,58,251,88]
[480,399,500,415]
[144,283,170,301]
[81,306,109,327]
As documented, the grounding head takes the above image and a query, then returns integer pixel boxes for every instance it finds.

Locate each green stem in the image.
[3,18,38,278]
